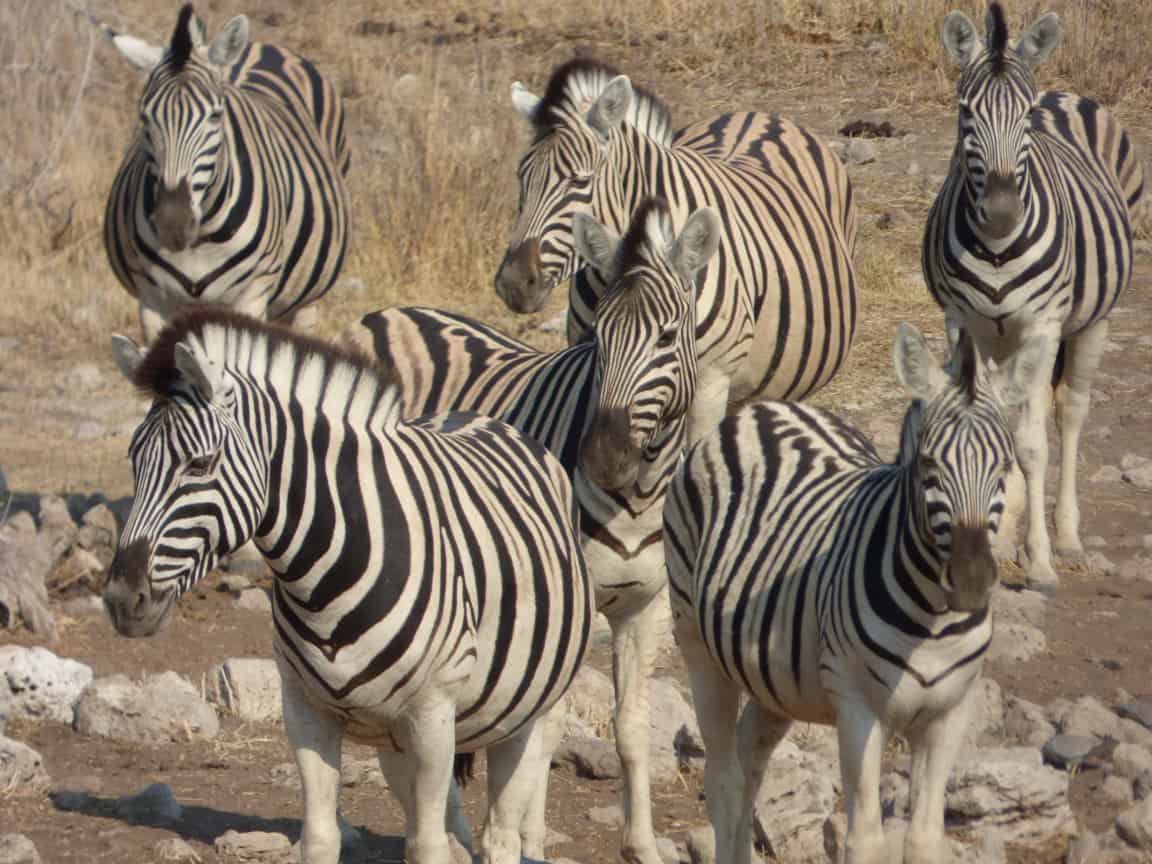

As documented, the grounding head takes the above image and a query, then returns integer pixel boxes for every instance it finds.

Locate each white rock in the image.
[685,826,715,864]
[1104,774,1136,807]
[587,804,624,827]
[649,676,701,780]
[992,585,1046,628]
[1050,696,1120,739]
[1114,743,1152,780]
[562,665,615,731]
[1118,558,1152,583]
[0,734,49,794]
[1116,798,1152,850]
[208,658,282,724]
[1003,694,1056,747]
[214,830,292,859]
[844,137,876,165]
[0,834,41,864]
[655,835,681,864]
[74,672,219,743]
[1091,465,1124,484]
[754,756,840,862]
[1123,463,1152,491]
[962,677,1004,749]
[538,310,568,334]
[153,837,202,862]
[0,646,92,723]
[1120,454,1150,470]
[987,620,1047,663]
[236,588,272,613]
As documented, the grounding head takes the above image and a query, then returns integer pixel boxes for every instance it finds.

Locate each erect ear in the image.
[941,11,979,66]
[989,335,1051,409]
[893,323,949,401]
[949,326,979,403]
[174,342,224,403]
[1015,12,1062,68]
[573,214,619,279]
[511,81,541,123]
[207,15,249,67]
[670,207,721,283]
[586,75,632,139]
[111,34,164,71]
[111,334,145,383]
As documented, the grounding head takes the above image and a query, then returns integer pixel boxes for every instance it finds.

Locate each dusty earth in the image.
[2,8,1152,864]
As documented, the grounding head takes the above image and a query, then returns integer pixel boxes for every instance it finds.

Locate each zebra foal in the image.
[351,198,719,864]
[663,324,1046,864]
[102,310,592,864]
[103,5,351,342]
[923,3,1144,590]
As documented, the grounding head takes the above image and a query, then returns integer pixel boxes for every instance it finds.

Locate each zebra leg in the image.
[519,702,565,859]
[394,694,458,864]
[280,672,344,864]
[1053,319,1109,560]
[1014,334,1061,591]
[377,751,475,854]
[608,596,663,864]
[675,610,743,863]
[836,698,887,864]
[480,721,542,864]
[904,693,973,864]
[735,701,791,864]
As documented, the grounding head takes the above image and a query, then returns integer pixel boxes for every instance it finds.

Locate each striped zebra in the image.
[102,310,592,864]
[923,3,1144,591]
[494,58,858,443]
[352,198,720,864]
[103,4,351,343]
[663,324,1047,864]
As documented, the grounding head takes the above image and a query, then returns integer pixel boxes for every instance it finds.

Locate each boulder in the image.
[1003,694,1056,747]
[0,735,49,794]
[1113,743,1152,781]
[0,646,92,723]
[214,830,292,861]
[962,677,1004,749]
[1116,798,1152,850]
[987,620,1047,664]
[74,671,219,743]
[753,752,840,862]
[1049,696,1120,740]
[153,837,202,861]
[207,658,282,723]
[0,531,55,640]
[0,834,41,864]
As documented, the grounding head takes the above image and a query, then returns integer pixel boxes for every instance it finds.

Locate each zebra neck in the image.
[598,128,671,229]
[200,103,237,222]
[633,416,689,505]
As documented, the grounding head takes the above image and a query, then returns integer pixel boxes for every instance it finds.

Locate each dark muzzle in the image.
[979,172,1023,241]
[150,178,198,252]
[103,539,173,637]
[945,523,998,612]
[580,407,640,492]
[494,239,550,313]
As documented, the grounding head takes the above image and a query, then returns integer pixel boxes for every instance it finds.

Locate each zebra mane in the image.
[134,308,401,418]
[986,2,1009,74]
[533,58,674,146]
[169,4,196,69]
[615,197,674,279]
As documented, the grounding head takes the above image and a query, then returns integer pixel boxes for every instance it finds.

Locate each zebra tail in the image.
[453,753,476,788]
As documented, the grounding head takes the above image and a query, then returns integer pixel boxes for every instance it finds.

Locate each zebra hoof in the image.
[1024,578,1058,598]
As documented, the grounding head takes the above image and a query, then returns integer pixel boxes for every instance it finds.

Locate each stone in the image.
[538,311,568,334]
[1136,771,1152,801]
[1042,734,1102,769]
[0,834,41,864]
[74,672,219,743]
[552,734,621,780]
[1116,798,1152,850]
[1004,694,1056,747]
[753,755,839,862]
[1118,700,1152,731]
[992,585,1046,628]
[339,757,384,788]
[649,677,702,777]
[0,646,92,723]
[1087,550,1118,576]
[1104,775,1136,807]
[76,504,118,557]
[214,830,292,860]
[216,573,251,594]
[153,837,202,862]
[1051,696,1120,740]
[115,782,182,824]
[1123,463,1152,491]
[587,804,624,827]
[563,665,615,731]
[37,495,76,562]
[655,835,681,864]
[844,137,876,165]
[987,620,1047,663]
[235,588,272,613]
[1118,558,1152,583]
[962,677,1004,748]
[1113,743,1152,780]
[1121,454,1150,470]
[208,659,282,723]
[0,735,49,794]
[0,536,56,640]
[685,826,715,864]
[1092,465,1124,484]
[50,547,104,594]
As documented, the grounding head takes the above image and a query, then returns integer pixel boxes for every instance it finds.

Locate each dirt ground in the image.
[2,5,1152,864]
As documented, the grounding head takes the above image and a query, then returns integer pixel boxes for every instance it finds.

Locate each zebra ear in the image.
[989,335,1050,409]
[208,15,249,67]
[586,75,632,139]
[511,81,541,123]
[573,214,619,279]
[111,334,144,383]
[174,342,224,403]
[671,207,721,284]
[111,34,164,71]
[941,11,979,66]
[893,323,949,401]
[1015,12,1062,68]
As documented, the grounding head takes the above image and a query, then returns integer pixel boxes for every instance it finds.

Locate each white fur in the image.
[111,33,163,71]
[208,15,250,67]
[510,81,540,121]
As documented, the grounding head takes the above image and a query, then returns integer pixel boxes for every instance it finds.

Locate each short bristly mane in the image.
[986,2,1009,74]
[169,3,196,69]
[134,307,400,415]
[615,197,674,280]
[532,58,674,146]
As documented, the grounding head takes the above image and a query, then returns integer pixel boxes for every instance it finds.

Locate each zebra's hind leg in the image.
[393,694,459,864]
[1053,319,1109,561]
[519,702,566,859]
[279,671,344,864]
[480,721,543,864]
[835,697,888,864]
[735,701,791,864]
[376,751,475,854]
[904,691,973,864]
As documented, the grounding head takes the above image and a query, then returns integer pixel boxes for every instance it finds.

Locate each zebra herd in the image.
[91,3,1142,864]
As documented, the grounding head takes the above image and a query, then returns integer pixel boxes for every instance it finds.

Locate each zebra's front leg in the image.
[279,670,344,864]
[376,751,475,854]
[836,697,888,864]
[904,691,973,864]
[394,693,459,864]
[735,700,792,864]
[481,721,543,864]
[1014,333,1061,592]
[519,701,566,859]
[1053,320,1109,560]
[608,597,663,864]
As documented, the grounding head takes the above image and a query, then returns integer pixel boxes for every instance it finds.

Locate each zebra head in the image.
[124,5,250,252]
[942,4,1062,241]
[496,60,666,313]
[892,323,1046,612]
[103,328,265,637]
[577,199,719,492]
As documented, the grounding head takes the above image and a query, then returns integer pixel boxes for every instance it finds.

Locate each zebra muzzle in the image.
[150,178,199,252]
[580,407,641,492]
[945,523,998,612]
[979,172,1023,241]
[103,539,176,637]
[495,239,551,313]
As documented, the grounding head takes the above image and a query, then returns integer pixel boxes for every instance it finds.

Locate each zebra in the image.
[351,198,720,864]
[663,323,1048,864]
[493,58,858,444]
[923,3,1144,591]
[103,4,351,343]
[102,309,592,864]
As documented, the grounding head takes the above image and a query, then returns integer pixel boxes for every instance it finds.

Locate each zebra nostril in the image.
[135,591,148,613]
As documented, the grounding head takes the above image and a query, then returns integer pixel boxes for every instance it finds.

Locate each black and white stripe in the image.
[353,199,718,864]
[104,5,350,342]
[494,58,858,443]
[663,324,1047,864]
[102,310,591,864]
[922,3,1144,590]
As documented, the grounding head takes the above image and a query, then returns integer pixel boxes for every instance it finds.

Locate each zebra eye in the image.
[655,328,677,349]
[185,455,214,478]
[918,455,938,474]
